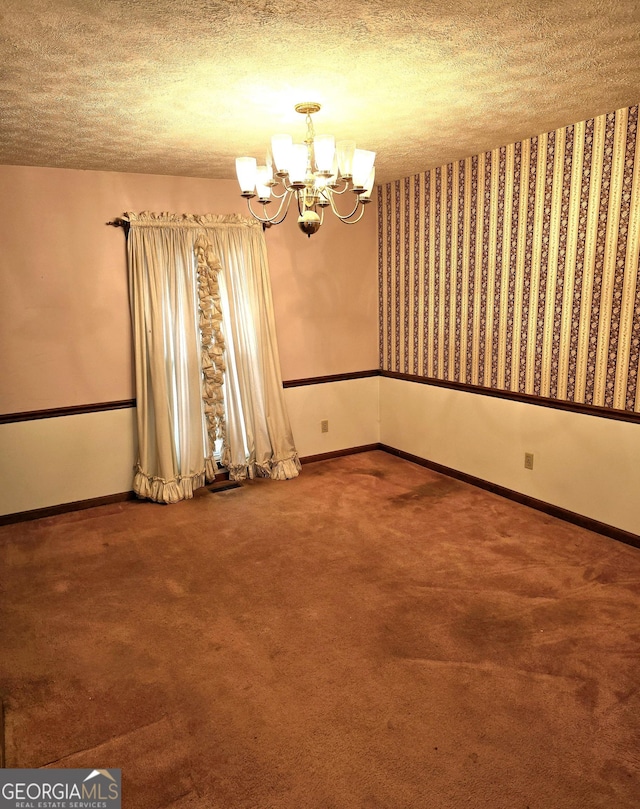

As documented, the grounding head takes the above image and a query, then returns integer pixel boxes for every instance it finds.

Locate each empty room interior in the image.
[1,1,639,807]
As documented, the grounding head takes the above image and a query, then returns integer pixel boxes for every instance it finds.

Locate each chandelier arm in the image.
[270,185,289,200]
[265,191,295,226]
[279,175,297,193]
[245,191,291,225]
[326,179,351,195]
[267,175,296,199]
[328,190,363,222]
[336,205,367,224]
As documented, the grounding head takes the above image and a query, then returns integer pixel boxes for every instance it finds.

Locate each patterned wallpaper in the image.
[378,104,640,413]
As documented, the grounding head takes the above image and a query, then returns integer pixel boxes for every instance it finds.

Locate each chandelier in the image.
[235,102,376,237]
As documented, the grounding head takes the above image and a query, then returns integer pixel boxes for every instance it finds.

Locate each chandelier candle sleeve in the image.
[336,140,356,179]
[255,166,272,201]
[289,144,309,186]
[236,157,257,195]
[361,167,376,200]
[314,134,335,175]
[328,155,339,185]
[352,149,376,189]
[271,135,293,174]
[234,102,376,237]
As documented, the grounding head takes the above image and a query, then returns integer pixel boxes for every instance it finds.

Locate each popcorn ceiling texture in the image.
[0,0,638,183]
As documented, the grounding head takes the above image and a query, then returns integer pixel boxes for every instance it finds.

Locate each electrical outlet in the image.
[524,452,534,470]
[320,419,329,433]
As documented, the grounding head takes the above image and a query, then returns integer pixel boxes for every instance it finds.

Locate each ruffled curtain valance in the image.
[126,212,263,228]
[127,211,300,503]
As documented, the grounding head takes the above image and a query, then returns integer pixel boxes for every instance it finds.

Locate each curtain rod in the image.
[106,215,268,232]
[106,217,129,229]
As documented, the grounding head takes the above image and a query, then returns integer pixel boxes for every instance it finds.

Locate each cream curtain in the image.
[127,212,300,503]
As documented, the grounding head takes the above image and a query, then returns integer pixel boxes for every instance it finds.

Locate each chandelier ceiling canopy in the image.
[235,103,376,237]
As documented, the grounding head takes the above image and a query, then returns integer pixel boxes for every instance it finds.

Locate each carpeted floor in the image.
[1,450,639,808]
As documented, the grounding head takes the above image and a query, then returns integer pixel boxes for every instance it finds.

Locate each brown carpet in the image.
[1,450,639,808]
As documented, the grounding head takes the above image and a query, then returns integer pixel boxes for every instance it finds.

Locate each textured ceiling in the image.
[0,0,639,184]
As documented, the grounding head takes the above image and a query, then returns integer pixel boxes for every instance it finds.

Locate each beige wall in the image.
[0,409,137,515]
[266,199,379,381]
[0,379,380,516]
[380,376,640,535]
[284,377,379,457]
[0,165,378,415]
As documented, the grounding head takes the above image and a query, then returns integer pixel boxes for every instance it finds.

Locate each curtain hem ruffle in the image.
[223,452,301,482]
[133,467,209,504]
